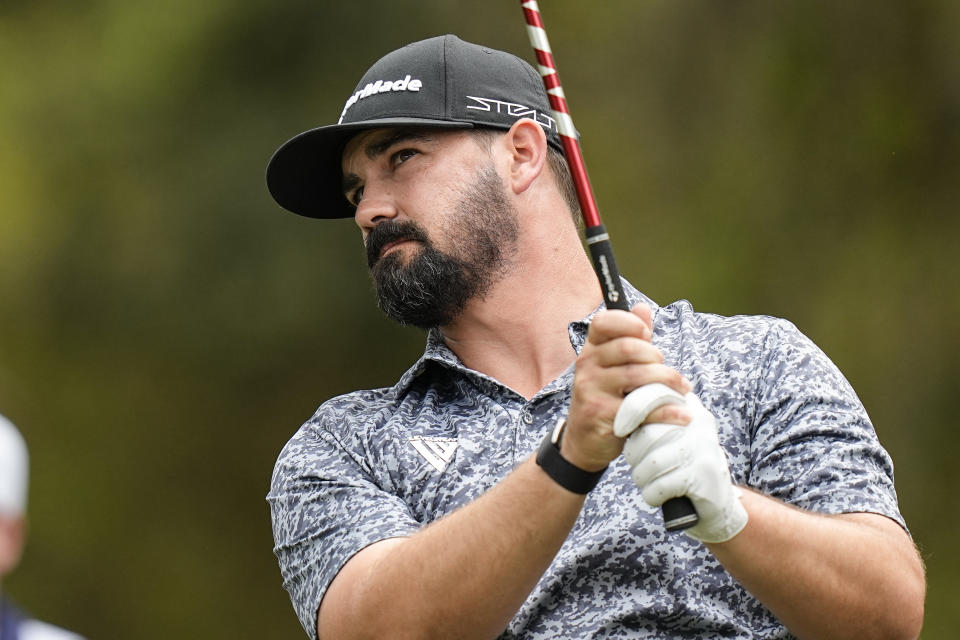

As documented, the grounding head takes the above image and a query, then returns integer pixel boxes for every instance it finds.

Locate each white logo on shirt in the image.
[409,437,458,472]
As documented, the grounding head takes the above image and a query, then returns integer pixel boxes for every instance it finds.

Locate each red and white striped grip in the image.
[520,0,602,229]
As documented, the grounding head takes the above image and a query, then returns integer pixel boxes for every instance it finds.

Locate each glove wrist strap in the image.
[536,419,607,494]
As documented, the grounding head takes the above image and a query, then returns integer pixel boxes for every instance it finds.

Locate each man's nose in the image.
[353,183,399,232]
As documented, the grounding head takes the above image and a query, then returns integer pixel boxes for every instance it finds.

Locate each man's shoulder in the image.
[280,386,398,449]
[269,386,398,490]
[18,619,85,640]
[653,298,832,396]
[656,297,802,348]
[314,386,399,418]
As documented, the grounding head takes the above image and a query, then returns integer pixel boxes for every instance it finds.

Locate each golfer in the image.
[266,35,924,639]
[0,414,86,640]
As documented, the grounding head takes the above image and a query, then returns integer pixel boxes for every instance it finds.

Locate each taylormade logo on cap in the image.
[338,75,423,124]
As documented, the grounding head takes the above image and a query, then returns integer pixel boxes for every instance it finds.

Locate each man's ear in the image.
[502,118,549,195]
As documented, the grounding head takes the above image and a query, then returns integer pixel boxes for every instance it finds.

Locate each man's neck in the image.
[439,240,602,399]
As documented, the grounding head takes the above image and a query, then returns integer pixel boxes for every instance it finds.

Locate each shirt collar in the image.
[567,279,660,353]
[392,278,659,397]
[391,327,464,397]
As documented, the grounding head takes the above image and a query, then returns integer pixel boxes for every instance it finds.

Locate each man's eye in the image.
[350,186,364,206]
[391,148,418,167]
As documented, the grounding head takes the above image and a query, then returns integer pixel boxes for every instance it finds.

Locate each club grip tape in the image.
[585,225,628,312]
[663,496,698,530]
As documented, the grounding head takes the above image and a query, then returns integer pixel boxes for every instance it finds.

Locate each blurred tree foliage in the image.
[0,1,956,637]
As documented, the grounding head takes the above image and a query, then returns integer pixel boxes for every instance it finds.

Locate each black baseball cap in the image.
[266,34,564,219]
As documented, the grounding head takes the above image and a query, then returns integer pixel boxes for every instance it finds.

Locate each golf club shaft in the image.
[520,0,698,532]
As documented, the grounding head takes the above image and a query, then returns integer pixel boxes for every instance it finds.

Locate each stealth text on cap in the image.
[338,75,423,124]
[465,96,558,134]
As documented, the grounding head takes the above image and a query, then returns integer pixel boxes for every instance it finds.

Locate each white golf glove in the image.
[614,384,748,543]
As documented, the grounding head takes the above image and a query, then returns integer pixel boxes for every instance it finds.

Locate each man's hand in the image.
[562,305,692,472]
[619,388,748,543]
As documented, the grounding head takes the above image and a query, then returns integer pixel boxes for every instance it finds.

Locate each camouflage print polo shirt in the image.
[267,281,904,639]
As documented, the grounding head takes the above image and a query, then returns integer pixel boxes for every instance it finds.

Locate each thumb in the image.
[631,303,652,337]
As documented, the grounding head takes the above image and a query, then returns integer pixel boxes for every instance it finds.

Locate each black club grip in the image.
[585,225,628,312]
[662,496,699,531]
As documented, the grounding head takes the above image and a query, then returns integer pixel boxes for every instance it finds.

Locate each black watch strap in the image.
[536,419,607,494]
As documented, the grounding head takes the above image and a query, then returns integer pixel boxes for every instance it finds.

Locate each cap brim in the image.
[266,117,476,219]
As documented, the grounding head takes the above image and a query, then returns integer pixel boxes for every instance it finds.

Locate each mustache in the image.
[366,220,429,268]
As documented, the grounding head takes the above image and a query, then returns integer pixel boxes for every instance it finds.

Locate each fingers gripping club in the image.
[614,384,699,530]
[617,385,748,541]
[613,384,686,438]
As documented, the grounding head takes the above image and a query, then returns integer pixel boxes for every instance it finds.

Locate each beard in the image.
[365,166,519,329]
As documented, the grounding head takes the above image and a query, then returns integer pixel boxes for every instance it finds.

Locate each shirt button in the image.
[522,412,534,424]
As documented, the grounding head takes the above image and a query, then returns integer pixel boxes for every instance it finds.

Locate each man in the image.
[266,35,924,639]
[0,414,85,640]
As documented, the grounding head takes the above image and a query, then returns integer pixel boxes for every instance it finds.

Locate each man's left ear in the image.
[503,118,548,195]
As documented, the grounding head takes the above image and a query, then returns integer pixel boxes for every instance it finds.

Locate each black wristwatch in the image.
[536,419,607,494]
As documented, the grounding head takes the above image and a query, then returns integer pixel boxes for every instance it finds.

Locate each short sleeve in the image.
[267,407,420,638]
[747,320,905,530]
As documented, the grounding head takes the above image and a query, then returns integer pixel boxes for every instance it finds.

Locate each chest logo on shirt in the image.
[409,437,458,472]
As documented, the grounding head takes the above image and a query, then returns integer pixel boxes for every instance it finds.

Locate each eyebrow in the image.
[363,130,434,160]
[341,129,436,198]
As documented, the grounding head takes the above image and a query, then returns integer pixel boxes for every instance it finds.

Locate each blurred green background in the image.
[0,1,956,637]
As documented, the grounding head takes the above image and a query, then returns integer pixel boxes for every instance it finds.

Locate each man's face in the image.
[0,515,25,578]
[340,128,519,328]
